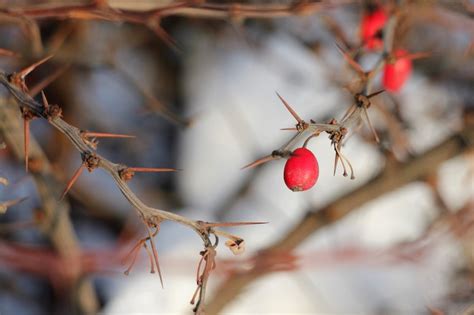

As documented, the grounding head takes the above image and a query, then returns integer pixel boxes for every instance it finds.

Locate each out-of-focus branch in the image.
[0,1,350,52]
[206,116,474,314]
[113,62,191,127]
[0,1,348,21]
[0,98,99,314]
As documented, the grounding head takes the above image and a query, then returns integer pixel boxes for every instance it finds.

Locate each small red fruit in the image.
[360,8,387,50]
[382,49,413,92]
[284,147,319,192]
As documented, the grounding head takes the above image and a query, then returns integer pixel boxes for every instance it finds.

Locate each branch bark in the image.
[0,98,99,314]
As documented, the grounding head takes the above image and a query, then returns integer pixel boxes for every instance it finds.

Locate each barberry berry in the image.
[361,8,387,50]
[283,147,319,192]
[383,49,413,92]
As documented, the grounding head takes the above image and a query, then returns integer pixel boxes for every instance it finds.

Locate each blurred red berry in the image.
[360,8,387,50]
[284,147,319,192]
[383,49,413,92]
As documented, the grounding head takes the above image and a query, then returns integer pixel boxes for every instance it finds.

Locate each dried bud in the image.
[119,168,135,181]
[84,153,100,171]
[225,238,245,255]
[44,104,62,121]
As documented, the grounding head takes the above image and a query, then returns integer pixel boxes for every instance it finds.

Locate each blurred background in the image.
[0,1,473,314]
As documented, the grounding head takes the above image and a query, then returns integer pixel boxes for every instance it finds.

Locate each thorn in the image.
[41,91,62,120]
[23,119,30,172]
[335,43,365,76]
[82,132,135,139]
[280,127,298,131]
[41,90,49,109]
[127,167,179,173]
[149,22,181,54]
[30,64,69,97]
[18,54,54,80]
[362,107,380,143]
[276,92,303,123]
[203,221,268,228]
[241,155,277,170]
[340,104,357,124]
[60,164,85,200]
[367,89,385,99]
[117,67,189,127]
[0,48,20,57]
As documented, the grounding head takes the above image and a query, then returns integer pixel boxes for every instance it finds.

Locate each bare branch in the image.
[0,68,258,313]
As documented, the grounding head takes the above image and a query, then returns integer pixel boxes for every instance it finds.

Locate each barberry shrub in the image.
[0,1,472,315]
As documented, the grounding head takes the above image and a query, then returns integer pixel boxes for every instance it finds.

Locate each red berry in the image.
[382,49,413,92]
[283,147,319,192]
[360,8,387,50]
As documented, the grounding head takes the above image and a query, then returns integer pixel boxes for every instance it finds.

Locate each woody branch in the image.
[0,69,263,314]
